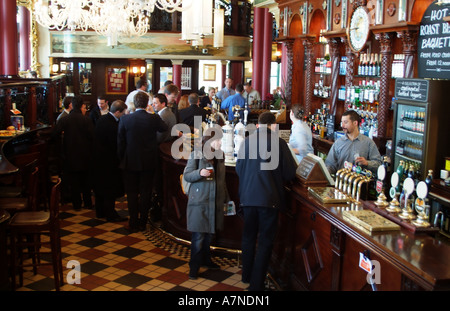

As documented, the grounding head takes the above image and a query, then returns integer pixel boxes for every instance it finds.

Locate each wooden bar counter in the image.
[159,141,450,290]
[0,126,52,175]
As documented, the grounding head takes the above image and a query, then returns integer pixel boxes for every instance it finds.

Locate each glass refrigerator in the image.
[392,78,450,181]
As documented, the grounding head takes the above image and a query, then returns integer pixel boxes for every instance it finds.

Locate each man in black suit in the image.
[56,96,73,124]
[89,94,109,126]
[53,95,94,211]
[179,93,207,129]
[118,92,168,233]
[93,100,128,222]
[148,94,177,222]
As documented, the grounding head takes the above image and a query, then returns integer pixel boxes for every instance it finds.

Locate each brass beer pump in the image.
[374,164,389,208]
[386,172,401,213]
[399,178,416,221]
[412,181,431,228]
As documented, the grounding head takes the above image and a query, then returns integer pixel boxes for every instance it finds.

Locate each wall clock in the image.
[347,6,370,52]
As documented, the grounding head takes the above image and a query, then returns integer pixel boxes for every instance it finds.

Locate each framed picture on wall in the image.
[203,64,216,81]
[106,66,128,94]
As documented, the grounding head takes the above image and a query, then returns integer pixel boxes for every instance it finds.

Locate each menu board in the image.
[418,1,450,79]
[394,78,429,102]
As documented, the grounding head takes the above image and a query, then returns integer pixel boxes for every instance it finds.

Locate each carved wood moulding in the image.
[375,32,393,139]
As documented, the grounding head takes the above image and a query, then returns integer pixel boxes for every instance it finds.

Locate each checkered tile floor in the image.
[15,202,250,291]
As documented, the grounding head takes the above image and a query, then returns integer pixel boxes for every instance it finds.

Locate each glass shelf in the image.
[398,127,424,136]
[395,152,422,163]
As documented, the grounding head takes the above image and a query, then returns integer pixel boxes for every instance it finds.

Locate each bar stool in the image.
[8,179,63,291]
[0,152,40,199]
[0,166,39,214]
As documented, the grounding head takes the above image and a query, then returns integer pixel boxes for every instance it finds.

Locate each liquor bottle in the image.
[408,165,415,180]
[358,54,364,76]
[368,53,374,76]
[396,139,404,155]
[363,54,368,76]
[396,160,404,192]
[376,54,381,77]
[425,170,433,190]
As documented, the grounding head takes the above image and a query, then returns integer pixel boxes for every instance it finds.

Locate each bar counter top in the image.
[0,126,51,175]
[288,183,450,290]
[159,140,450,290]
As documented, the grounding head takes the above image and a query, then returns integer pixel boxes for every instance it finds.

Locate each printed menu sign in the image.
[395,78,429,102]
[418,1,450,79]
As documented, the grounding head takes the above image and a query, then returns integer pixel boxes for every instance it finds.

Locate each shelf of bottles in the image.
[356,53,381,78]
[314,57,332,75]
[394,104,427,180]
[339,79,380,139]
[313,76,331,99]
[306,102,330,136]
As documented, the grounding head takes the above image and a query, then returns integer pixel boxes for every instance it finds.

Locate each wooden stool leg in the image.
[10,232,17,291]
[50,231,60,291]
[57,235,64,285]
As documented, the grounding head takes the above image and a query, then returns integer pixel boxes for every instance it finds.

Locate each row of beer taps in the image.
[334,167,373,204]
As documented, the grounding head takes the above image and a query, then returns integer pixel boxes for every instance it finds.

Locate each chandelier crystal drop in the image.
[34,0,97,31]
[155,0,185,13]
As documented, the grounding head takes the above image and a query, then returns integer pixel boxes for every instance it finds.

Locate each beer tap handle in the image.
[335,168,347,190]
[352,176,363,199]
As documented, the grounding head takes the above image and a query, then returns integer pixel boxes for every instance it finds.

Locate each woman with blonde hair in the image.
[178,94,189,111]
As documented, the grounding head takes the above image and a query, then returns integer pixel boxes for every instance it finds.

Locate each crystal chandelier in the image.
[89,0,155,46]
[33,0,190,46]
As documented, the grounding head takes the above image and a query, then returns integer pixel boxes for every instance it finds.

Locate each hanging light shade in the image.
[192,0,213,37]
[180,0,196,42]
[213,8,224,48]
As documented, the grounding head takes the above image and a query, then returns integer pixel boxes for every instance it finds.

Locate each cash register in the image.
[296,153,334,187]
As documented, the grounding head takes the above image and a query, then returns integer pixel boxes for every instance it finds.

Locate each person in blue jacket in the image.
[220,83,246,121]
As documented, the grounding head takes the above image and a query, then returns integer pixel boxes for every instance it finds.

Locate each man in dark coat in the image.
[118,92,168,233]
[179,93,207,129]
[93,100,128,222]
[89,94,109,126]
[53,95,94,211]
[235,112,297,291]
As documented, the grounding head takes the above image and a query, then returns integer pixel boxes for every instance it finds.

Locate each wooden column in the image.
[252,7,265,95]
[397,30,418,79]
[0,2,3,76]
[302,37,315,115]
[19,5,31,71]
[262,9,273,99]
[171,59,183,100]
[282,39,294,107]
[221,60,228,87]
[28,86,37,128]
[4,88,12,127]
[342,36,355,111]
[329,38,340,116]
[375,32,393,140]
[0,0,19,77]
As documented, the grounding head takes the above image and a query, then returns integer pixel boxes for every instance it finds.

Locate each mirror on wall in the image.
[60,61,74,94]
[79,62,92,95]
